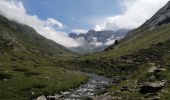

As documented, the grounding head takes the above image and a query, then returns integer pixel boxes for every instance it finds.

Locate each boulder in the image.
[36,95,47,100]
[140,81,166,94]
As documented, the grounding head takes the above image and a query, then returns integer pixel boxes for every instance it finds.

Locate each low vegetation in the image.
[0,15,88,100]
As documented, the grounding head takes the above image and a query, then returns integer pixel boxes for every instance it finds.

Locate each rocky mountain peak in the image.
[87,30,96,34]
[69,29,129,54]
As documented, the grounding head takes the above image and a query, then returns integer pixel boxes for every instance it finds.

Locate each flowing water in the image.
[46,72,111,100]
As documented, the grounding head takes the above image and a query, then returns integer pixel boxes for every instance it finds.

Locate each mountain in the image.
[104,1,170,53]
[0,15,74,57]
[61,1,170,99]
[142,0,170,28]
[69,29,129,54]
[1,1,170,100]
[0,15,87,100]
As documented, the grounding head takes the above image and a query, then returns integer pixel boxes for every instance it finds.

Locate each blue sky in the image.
[23,0,121,33]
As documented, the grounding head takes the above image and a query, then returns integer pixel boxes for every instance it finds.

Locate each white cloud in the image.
[45,18,64,30]
[94,0,169,31]
[71,29,88,34]
[0,0,80,47]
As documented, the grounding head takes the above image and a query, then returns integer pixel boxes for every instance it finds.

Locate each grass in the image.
[0,55,89,100]
[0,15,89,100]
[0,57,88,100]
[59,36,170,99]
[24,71,41,77]
[0,11,170,100]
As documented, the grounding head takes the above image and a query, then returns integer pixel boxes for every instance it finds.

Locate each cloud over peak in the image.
[94,0,169,31]
[0,0,80,47]
[71,29,88,34]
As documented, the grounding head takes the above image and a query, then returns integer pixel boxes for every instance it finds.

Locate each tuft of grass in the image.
[32,83,47,89]
[24,71,41,77]
[12,67,28,72]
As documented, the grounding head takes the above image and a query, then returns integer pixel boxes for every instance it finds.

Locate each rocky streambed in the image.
[36,72,111,100]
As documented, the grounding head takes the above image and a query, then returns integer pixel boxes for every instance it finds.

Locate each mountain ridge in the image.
[69,29,129,54]
[0,14,74,56]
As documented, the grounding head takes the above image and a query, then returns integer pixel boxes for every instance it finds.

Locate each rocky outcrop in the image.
[140,81,166,94]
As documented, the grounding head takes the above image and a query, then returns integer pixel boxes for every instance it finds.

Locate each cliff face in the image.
[142,1,170,28]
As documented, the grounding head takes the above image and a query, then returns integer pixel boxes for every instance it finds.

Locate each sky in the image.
[22,0,121,33]
[0,0,169,47]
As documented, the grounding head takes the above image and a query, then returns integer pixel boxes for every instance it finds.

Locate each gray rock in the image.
[36,95,47,100]
[144,92,160,98]
[155,68,166,73]
[140,81,166,94]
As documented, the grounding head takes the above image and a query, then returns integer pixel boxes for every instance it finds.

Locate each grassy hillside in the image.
[0,15,74,57]
[0,15,88,100]
[59,30,170,99]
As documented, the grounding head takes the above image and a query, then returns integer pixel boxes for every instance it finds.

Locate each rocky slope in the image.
[142,1,170,29]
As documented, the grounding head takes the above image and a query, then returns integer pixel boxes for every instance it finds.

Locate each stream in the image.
[42,72,111,100]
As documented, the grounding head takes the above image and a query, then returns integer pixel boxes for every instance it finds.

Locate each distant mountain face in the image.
[69,29,129,54]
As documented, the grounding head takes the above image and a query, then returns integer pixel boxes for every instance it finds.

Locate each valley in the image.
[0,0,170,100]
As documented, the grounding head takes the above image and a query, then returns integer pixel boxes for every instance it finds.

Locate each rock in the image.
[140,81,166,94]
[62,91,70,95]
[144,93,161,100]
[148,66,166,74]
[149,75,156,81]
[31,92,35,95]
[120,86,131,91]
[154,68,166,73]
[148,66,157,73]
[144,92,160,98]
[36,95,47,100]
[3,79,8,81]
[111,90,121,95]
[47,95,64,100]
